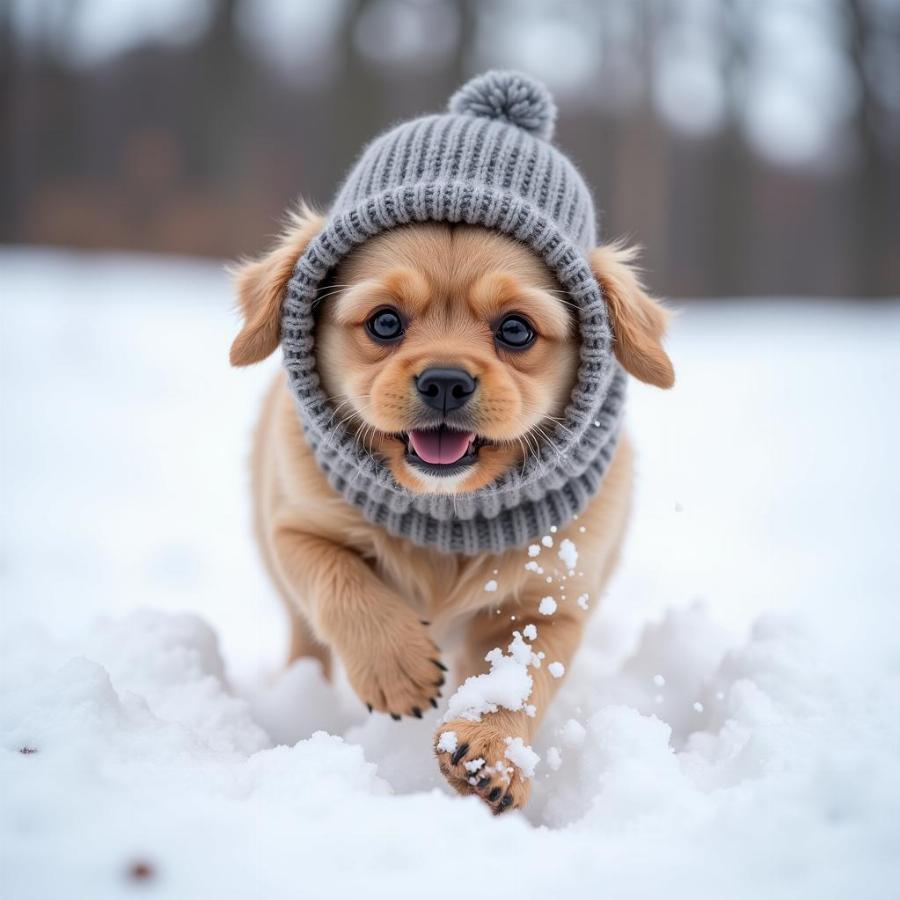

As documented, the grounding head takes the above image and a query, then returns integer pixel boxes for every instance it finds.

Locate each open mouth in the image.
[402,426,485,475]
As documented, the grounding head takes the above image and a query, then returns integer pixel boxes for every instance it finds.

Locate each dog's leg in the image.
[434,600,586,813]
[272,528,444,719]
[287,611,332,677]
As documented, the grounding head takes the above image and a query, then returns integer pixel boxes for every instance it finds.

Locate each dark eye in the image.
[365,307,404,343]
[495,314,536,350]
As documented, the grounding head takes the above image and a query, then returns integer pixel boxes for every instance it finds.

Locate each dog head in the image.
[313,223,580,493]
[230,205,674,494]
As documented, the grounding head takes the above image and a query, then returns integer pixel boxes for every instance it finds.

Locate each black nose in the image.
[416,367,476,413]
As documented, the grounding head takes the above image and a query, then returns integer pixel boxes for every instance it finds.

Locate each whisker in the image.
[541,415,577,438]
[529,423,563,467]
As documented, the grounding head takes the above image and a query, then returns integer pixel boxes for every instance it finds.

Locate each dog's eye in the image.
[365,307,404,343]
[495,315,536,350]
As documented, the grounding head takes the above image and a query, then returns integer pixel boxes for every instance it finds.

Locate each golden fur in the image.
[230,206,674,813]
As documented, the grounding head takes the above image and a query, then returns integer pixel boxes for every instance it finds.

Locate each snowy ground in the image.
[1,248,899,899]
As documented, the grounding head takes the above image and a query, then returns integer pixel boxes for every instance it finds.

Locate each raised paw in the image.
[434,714,533,814]
[340,613,444,720]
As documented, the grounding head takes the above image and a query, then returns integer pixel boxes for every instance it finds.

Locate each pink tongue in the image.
[409,428,475,465]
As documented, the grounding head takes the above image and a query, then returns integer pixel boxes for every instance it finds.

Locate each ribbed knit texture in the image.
[281,71,626,555]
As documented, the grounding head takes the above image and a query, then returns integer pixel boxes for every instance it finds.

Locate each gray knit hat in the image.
[282,70,625,555]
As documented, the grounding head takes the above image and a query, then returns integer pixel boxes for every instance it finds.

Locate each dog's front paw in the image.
[435,714,534,814]
[341,614,445,720]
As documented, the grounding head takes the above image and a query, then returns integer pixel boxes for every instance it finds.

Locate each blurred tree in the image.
[848,0,900,294]
[1,0,897,296]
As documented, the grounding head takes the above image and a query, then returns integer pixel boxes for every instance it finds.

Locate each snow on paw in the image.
[341,615,445,720]
[434,715,534,814]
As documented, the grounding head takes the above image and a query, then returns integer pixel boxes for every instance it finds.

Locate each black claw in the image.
[433,660,448,672]
[488,787,502,802]
[476,777,491,789]
[412,707,423,719]
[434,676,446,688]
[499,793,513,808]
[390,713,401,721]
[420,620,431,626]
[429,698,438,708]
[366,703,373,713]
[450,743,469,766]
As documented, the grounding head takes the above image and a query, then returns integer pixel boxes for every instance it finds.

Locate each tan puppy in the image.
[230,205,673,813]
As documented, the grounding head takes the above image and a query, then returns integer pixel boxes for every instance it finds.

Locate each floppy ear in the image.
[588,241,675,389]
[229,203,325,367]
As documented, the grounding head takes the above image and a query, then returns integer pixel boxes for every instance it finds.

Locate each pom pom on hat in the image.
[448,70,557,141]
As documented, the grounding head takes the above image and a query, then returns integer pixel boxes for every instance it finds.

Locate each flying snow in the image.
[557,538,578,572]
[538,597,558,616]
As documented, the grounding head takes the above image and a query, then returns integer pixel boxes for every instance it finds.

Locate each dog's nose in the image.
[416,367,476,413]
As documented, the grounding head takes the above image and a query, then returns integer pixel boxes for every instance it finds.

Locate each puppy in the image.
[230,206,673,813]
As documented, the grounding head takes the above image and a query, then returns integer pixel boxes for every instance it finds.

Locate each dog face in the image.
[315,224,578,493]
[230,205,674,494]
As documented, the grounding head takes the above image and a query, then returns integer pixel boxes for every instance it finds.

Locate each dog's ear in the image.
[229,203,325,367]
[588,242,675,389]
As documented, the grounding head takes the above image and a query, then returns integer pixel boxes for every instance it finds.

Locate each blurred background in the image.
[2,0,898,298]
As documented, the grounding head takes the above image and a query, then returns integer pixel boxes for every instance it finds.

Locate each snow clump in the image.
[560,718,586,748]
[538,597,557,616]
[436,731,458,753]
[504,736,540,778]
[443,631,540,723]
[546,746,563,771]
[558,538,578,572]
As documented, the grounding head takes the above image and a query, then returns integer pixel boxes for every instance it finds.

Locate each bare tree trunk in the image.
[846,0,900,296]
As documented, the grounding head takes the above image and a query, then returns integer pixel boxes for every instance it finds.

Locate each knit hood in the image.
[281,71,626,555]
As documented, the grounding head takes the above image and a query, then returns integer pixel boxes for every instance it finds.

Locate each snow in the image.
[548,662,566,679]
[538,596,558,615]
[483,579,498,593]
[443,632,536,722]
[2,249,899,898]
[540,535,554,548]
[528,544,541,557]
[557,538,578,572]
[522,624,538,641]
[560,718,587,748]
[504,737,540,779]
[546,746,563,771]
[436,731,458,754]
